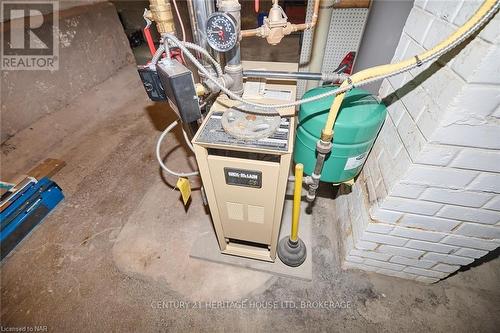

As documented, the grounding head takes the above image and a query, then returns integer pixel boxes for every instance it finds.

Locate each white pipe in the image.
[305,0,335,91]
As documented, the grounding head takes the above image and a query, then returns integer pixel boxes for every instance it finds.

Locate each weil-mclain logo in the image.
[1,1,59,70]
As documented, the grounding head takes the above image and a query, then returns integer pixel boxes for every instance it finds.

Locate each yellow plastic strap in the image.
[176,177,191,205]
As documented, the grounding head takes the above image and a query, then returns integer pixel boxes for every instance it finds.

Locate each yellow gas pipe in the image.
[320,0,499,141]
[278,163,307,267]
[290,163,304,242]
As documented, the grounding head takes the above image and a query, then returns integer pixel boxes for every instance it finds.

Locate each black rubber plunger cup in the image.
[278,237,307,267]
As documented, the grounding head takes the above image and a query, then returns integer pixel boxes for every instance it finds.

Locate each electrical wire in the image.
[171,0,187,64]
[173,40,224,77]
[156,120,199,177]
[152,40,223,78]
[163,0,499,114]
[171,0,186,42]
[182,126,196,154]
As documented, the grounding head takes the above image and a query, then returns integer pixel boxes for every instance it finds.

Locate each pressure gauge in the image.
[206,12,238,52]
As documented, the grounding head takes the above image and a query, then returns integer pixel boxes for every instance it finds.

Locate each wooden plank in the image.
[26,158,66,180]
[335,0,371,8]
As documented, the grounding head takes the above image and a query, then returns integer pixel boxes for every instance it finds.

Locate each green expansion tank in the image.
[294,86,387,183]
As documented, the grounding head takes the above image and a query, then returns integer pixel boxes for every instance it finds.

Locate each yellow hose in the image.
[290,163,304,242]
[321,0,499,140]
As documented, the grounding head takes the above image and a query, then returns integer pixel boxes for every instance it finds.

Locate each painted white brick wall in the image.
[340,0,500,284]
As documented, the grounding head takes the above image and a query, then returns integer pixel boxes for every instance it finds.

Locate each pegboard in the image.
[322,9,369,72]
[296,1,315,99]
[297,5,370,98]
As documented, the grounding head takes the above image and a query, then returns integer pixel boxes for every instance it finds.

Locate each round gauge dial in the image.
[206,12,238,52]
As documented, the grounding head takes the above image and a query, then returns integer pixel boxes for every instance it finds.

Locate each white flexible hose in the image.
[182,126,196,154]
[156,120,199,177]
[164,1,499,113]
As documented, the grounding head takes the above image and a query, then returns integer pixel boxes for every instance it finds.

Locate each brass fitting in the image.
[320,130,333,142]
[146,0,175,35]
[195,83,208,96]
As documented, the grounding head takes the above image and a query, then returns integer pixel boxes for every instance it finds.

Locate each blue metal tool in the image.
[0,177,64,260]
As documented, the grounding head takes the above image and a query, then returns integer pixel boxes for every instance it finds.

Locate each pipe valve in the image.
[244,2,299,45]
[263,4,292,45]
[146,0,176,35]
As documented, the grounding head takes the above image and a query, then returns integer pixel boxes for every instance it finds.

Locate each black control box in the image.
[138,66,167,101]
[156,59,202,124]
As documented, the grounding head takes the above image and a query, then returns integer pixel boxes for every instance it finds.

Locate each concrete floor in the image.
[1,64,500,332]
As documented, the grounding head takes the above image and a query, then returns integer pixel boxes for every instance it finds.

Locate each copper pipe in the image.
[335,0,371,8]
[294,0,321,31]
[241,28,261,38]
